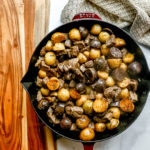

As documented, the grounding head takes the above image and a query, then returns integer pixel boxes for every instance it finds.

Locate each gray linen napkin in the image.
[61,0,150,47]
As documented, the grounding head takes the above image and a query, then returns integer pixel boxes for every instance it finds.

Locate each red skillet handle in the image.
[83,142,95,150]
[73,13,101,21]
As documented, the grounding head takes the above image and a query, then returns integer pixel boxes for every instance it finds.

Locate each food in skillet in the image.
[35,24,142,141]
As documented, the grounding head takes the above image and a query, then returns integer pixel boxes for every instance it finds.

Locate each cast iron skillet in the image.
[21,13,150,150]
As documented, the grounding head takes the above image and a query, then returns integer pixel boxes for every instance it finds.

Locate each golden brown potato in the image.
[120,88,129,99]
[47,77,60,91]
[123,53,134,63]
[89,48,101,60]
[50,91,58,97]
[106,76,115,87]
[98,31,111,43]
[40,87,50,96]
[69,89,81,99]
[97,71,108,80]
[58,88,70,101]
[77,53,88,63]
[45,40,53,51]
[107,59,122,69]
[117,77,130,88]
[95,123,106,132]
[83,51,90,59]
[76,115,90,129]
[93,99,108,113]
[53,43,65,51]
[44,52,56,65]
[90,24,102,35]
[51,32,66,43]
[114,38,126,47]
[96,93,103,100]
[101,44,109,56]
[38,70,47,78]
[120,99,134,112]
[69,28,81,41]
[80,128,95,141]
[76,95,88,107]
[120,63,127,71]
[82,100,93,114]
[106,118,119,130]
[108,107,120,119]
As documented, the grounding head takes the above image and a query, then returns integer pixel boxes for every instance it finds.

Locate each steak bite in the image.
[65,106,84,118]
[106,34,115,47]
[47,107,60,124]
[74,41,86,50]
[109,47,122,58]
[85,60,94,68]
[104,86,121,101]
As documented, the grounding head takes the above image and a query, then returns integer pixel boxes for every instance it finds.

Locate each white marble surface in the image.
[49,0,150,149]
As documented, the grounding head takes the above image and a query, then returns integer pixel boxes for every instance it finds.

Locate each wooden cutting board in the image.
[0,0,55,150]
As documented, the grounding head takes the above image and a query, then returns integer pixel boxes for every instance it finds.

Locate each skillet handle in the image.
[83,142,95,150]
[72,13,101,21]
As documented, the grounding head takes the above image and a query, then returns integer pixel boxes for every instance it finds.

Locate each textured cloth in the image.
[61,0,150,46]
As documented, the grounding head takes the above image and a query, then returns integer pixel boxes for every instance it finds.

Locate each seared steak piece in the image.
[104,86,121,101]
[74,41,85,50]
[106,34,115,47]
[65,106,83,118]
[109,47,122,58]
[85,60,94,68]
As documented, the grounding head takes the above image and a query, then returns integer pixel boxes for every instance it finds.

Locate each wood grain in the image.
[0,0,54,149]
[24,0,54,150]
[0,0,27,149]
[24,1,44,149]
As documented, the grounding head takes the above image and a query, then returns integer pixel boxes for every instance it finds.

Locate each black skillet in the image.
[21,13,150,150]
